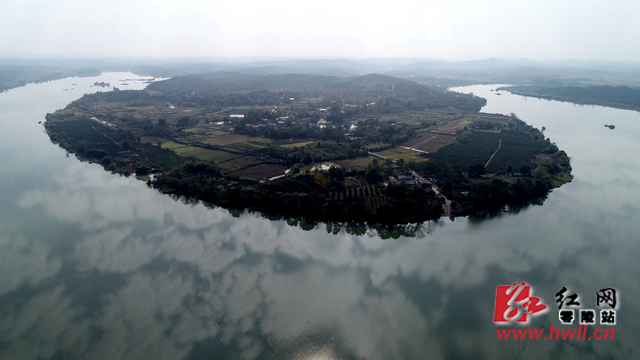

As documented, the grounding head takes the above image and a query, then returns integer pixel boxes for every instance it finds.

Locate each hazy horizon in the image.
[3,0,639,61]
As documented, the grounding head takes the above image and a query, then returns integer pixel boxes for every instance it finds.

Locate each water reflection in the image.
[1,78,639,360]
[3,161,636,359]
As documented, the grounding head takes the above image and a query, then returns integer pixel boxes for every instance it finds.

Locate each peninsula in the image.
[500,85,640,112]
[45,73,572,224]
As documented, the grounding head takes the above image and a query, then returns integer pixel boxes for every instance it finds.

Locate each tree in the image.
[328,165,345,182]
[421,161,441,177]
[468,164,485,177]
[177,116,193,128]
[314,172,330,187]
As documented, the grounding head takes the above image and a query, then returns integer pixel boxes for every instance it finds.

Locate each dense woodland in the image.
[503,85,640,112]
[45,72,572,224]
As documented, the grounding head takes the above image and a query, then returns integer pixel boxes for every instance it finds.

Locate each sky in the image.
[2,0,639,61]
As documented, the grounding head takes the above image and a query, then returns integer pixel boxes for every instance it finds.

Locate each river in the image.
[0,75,638,360]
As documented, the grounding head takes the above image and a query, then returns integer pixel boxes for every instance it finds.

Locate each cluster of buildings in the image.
[389,171,433,189]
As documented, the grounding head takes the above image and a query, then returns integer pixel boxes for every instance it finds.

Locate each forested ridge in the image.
[72,73,486,113]
[503,85,640,111]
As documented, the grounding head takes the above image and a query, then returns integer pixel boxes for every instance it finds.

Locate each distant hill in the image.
[142,72,486,112]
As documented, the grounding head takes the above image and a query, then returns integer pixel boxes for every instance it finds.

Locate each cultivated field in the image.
[433,116,475,134]
[204,135,248,146]
[376,148,428,163]
[227,142,265,151]
[249,137,272,144]
[400,133,455,153]
[187,149,243,163]
[233,164,287,178]
[217,156,263,173]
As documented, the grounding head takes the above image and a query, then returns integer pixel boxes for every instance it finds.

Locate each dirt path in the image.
[484,138,501,168]
[92,125,123,149]
[411,170,452,217]
[407,134,439,150]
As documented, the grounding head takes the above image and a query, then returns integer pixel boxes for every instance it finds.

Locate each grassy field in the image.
[227,142,265,151]
[376,148,428,163]
[183,128,202,133]
[333,156,374,169]
[174,146,203,155]
[248,137,272,143]
[280,141,315,148]
[205,135,248,146]
[161,141,184,149]
[206,130,228,136]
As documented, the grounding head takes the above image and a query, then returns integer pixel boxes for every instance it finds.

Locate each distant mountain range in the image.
[3,57,640,91]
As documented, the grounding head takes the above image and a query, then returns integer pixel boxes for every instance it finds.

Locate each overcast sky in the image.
[2,0,639,61]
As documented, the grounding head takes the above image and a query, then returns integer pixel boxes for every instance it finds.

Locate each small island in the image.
[44,73,572,224]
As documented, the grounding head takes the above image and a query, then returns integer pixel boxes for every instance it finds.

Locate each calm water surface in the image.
[1,77,639,359]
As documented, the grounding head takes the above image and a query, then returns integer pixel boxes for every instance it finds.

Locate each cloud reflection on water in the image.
[2,82,640,359]
[2,155,636,360]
